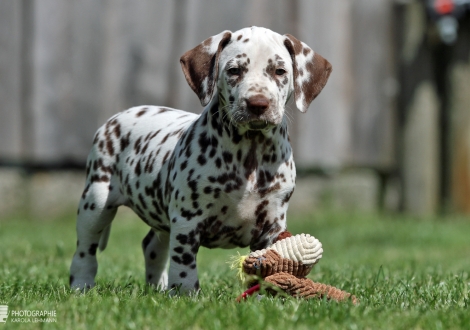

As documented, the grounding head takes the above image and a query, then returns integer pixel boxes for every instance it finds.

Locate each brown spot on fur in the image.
[90,175,110,183]
[142,230,155,250]
[162,150,171,163]
[88,243,98,256]
[120,132,131,151]
[281,188,295,206]
[243,141,258,178]
[113,124,121,138]
[136,108,148,117]
[161,133,170,145]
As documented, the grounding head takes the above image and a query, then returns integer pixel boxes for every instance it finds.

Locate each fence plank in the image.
[65,1,106,159]
[402,81,440,214]
[349,0,396,168]
[396,2,440,214]
[0,1,22,160]
[292,0,354,168]
[30,0,75,162]
[450,18,470,213]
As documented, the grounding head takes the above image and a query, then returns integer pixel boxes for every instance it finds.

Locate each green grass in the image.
[0,209,469,329]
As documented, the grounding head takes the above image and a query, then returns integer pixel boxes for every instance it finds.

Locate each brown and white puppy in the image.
[70,26,331,294]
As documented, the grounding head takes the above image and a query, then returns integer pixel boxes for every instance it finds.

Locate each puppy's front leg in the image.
[168,221,201,295]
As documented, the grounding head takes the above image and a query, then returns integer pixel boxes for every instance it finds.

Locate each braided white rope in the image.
[249,234,323,266]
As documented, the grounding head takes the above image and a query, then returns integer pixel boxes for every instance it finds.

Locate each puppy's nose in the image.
[246,95,269,116]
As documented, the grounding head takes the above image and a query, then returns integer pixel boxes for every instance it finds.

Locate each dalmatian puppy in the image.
[69,26,331,294]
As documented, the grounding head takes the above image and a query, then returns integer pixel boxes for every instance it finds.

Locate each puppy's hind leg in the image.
[142,229,170,290]
[70,179,118,290]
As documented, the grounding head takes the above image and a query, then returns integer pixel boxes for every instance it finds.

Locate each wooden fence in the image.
[0,0,469,214]
[0,0,396,167]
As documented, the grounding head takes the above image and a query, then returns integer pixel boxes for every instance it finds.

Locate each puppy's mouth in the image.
[248,120,270,130]
[225,107,280,131]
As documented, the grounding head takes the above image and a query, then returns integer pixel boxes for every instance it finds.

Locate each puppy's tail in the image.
[99,224,112,252]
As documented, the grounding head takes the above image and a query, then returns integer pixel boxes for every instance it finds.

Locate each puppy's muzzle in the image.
[244,94,274,130]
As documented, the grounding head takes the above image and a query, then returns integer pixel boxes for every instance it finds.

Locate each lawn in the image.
[0,208,469,329]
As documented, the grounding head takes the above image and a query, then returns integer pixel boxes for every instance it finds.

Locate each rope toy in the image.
[232,231,358,304]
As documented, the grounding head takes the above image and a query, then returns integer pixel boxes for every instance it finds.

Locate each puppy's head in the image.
[180,27,332,132]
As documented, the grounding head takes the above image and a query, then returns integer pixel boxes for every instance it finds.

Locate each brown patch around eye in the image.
[243,38,249,43]
[265,61,275,76]
[239,62,249,74]
[264,59,286,88]
[225,60,249,87]
[237,35,242,41]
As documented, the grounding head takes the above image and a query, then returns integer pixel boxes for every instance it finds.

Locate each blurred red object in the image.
[434,0,455,15]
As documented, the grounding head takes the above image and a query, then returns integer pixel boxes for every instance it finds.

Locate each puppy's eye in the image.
[228,67,241,75]
[275,68,286,75]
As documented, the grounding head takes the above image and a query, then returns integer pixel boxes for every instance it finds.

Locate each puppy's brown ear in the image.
[284,34,332,112]
[180,31,232,106]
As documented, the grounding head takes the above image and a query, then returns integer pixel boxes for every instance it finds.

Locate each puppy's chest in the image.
[188,162,294,248]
